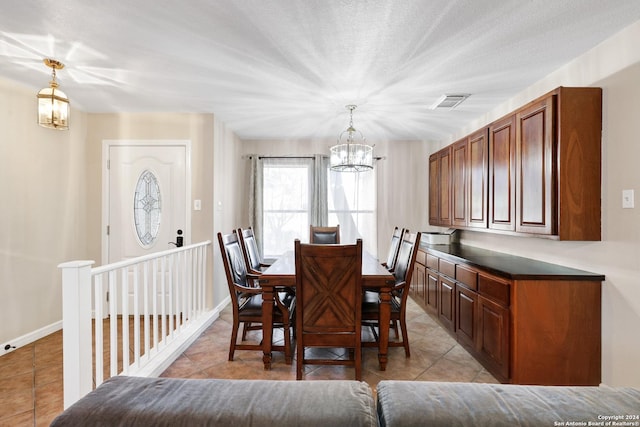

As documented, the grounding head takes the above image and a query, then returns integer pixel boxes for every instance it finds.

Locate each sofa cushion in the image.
[377,380,640,427]
[51,376,377,427]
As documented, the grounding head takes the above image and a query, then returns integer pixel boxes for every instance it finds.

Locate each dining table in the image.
[259,249,396,371]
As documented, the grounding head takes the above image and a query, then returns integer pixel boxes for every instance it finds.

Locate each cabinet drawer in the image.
[478,275,510,307]
[456,265,478,290]
[438,259,456,278]
[426,254,439,270]
[416,250,427,266]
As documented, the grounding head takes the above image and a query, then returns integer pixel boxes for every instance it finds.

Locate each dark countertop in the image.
[419,242,605,281]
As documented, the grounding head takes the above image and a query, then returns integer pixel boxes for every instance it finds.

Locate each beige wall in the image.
[0,79,89,344]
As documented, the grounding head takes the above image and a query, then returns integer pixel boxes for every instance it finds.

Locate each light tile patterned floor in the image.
[0,296,497,426]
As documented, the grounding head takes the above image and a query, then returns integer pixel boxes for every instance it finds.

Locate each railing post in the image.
[58,260,94,409]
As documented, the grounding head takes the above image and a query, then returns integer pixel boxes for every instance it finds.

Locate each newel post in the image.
[58,260,94,409]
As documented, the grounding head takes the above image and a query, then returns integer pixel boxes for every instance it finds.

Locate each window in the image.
[328,169,377,256]
[259,157,377,258]
[133,170,162,247]
[262,158,312,258]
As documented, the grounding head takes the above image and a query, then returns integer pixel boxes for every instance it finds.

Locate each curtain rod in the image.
[242,155,385,160]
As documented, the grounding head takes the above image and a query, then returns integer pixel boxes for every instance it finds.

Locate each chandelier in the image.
[330,105,373,172]
[37,58,70,130]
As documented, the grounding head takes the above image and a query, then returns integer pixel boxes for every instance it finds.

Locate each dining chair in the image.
[381,227,405,272]
[294,239,363,380]
[362,231,422,358]
[309,224,340,244]
[217,231,295,363]
[237,226,271,274]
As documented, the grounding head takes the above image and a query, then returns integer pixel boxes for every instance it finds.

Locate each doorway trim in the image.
[101,139,192,266]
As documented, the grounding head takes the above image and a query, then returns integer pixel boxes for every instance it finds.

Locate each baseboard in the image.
[1,320,63,356]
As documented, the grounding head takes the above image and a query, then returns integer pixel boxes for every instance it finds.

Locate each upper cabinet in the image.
[429,146,452,226]
[429,87,602,241]
[488,115,516,232]
[467,129,489,229]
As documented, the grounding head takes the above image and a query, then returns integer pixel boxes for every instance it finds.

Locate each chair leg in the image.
[355,346,362,381]
[283,320,292,365]
[400,316,410,358]
[296,346,303,380]
[242,322,250,340]
[229,319,240,361]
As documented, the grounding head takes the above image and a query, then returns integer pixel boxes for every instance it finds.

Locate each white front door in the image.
[104,140,190,312]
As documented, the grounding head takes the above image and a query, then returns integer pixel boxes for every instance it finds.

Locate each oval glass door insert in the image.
[134,170,162,247]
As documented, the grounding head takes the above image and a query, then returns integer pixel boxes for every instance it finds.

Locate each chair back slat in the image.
[384,227,405,270]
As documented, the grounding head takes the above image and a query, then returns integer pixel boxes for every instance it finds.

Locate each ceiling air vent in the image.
[430,94,470,110]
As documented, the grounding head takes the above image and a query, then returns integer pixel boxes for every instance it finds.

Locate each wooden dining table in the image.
[259,249,395,371]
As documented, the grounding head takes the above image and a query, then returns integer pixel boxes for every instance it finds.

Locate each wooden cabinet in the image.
[455,284,477,350]
[488,115,516,231]
[477,293,510,380]
[414,262,426,301]
[437,274,455,332]
[451,138,468,227]
[419,245,603,385]
[516,96,556,235]
[429,147,452,226]
[468,129,489,229]
[425,252,439,313]
[476,273,510,381]
[430,86,602,240]
[426,269,438,313]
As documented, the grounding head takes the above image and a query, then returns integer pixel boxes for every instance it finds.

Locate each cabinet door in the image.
[455,284,477,350]
[429,147,452,226]
[516,96,556,235]
[451,139,468,227]
[438,275,455,332]
[477,295,510,381]
[438,147,452,225]
[426,269,438,313]
[414,263,426,301]
[489,116,516,231]
[428,154,439,225]
[468,129,488,229]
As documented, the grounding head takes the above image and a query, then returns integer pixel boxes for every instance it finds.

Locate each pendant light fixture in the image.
[37,58,70,130]
[330,105,373,172]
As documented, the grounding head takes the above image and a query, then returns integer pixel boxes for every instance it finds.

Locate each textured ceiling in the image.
[2,0,640,141]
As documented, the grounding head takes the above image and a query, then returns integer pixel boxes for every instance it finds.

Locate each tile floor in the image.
[0,296,497,426]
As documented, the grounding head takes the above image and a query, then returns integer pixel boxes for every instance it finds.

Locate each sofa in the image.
[50,376,377,427]
[376,380,640,427]
[51,376,640,426]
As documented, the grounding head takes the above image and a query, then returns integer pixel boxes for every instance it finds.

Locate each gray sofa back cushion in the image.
[377,380,640,427]
[51,376,377,427]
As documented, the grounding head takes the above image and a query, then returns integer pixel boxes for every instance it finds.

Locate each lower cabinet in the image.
[477,294,510,381]
[437,275,455,332]
[414,247,602,386]
[426,269,438,313]
[455,284,477,350]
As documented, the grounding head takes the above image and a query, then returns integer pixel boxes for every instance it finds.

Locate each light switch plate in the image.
[622,189,634,209]
[193,199,202,211]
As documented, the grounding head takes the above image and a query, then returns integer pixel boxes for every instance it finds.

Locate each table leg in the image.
[262,286,274,370]
[377,287,391,371]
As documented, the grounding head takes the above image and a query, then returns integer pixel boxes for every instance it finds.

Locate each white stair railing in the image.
[59,241,214,409]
